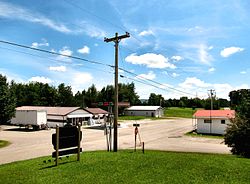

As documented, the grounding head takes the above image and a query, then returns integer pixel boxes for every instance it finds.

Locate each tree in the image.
[0,74,16,124]
[224,89,250,157]
[57,83,74,106]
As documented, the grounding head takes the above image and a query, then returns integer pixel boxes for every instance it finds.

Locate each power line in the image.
[62,0,127,32]
[0,39,204,98]
[118,67,197,97]
[0,40,112,67]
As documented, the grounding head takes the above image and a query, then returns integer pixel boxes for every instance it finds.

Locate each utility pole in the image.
[208,89,216,110]
[104,32,130,152]
[208,89,215,134]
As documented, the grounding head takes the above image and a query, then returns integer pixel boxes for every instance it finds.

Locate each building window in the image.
[204,119,212,123]
[221,120,226,124]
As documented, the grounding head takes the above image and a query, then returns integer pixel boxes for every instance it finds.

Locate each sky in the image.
[0,0,250,100]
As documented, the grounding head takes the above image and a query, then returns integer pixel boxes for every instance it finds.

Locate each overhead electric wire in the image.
[0,45,114,75]
[61,0,207,97]
[62,0,127,32]
[0,40,112,67]
[0,39,202,97]
[119,67,197,97]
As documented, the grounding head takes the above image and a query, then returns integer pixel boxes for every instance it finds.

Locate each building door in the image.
[151,112,154,117]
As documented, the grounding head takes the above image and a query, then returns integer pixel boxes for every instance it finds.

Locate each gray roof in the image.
[125,106,162,111]
[16,106,81,116]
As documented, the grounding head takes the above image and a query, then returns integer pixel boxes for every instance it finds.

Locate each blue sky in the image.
[0,0,249,99]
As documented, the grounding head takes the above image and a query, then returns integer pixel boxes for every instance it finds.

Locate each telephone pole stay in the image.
[104,32,130,152]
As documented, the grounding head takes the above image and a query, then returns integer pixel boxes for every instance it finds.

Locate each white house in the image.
[193,110,235,135]
[124,106,163,117]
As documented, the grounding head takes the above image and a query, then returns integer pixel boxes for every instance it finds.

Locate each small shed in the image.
[15,106,92,127]
[193,110,235,135]
[124,106,163,117]
[84,108,109,125]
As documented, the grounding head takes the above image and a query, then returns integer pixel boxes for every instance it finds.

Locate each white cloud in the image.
[49,66,66,72]
[0,1,71,33]
[125,53,176,69]
[77,46,90,54]
[199,44,213,65]
[71,72,93,93]
[31,39,49,48]
[220,47,244,58]
[171,55,183,62]
[208,67,215,72]
[59,47,72,56]
[78,21,106,38]
[179,43,213,65]
[137,71,156,80]
[178,77,249,99]
[240,71,247,74]
[139,30,154,36]
[56,46,73,62]
[172,73,180,77]
[179,77,210,89]
[28,76,52,84]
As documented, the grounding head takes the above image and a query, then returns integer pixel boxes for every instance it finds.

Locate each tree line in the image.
[0,73,230,123]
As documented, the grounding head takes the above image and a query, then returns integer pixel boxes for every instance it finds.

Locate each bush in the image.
[224,116,250,158]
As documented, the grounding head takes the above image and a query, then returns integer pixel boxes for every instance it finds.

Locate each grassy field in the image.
[164,107,197,118]
[0,151,249,184]
[0,140,10,148]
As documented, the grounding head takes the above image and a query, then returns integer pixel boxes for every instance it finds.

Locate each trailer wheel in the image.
[32,125,39,131]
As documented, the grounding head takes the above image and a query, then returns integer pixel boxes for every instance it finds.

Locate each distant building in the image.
[193,110,235,135]
[124,106,163,117]
[84,108,109,125]
[14,106,92,127]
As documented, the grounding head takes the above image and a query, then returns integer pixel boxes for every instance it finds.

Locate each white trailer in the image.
[11,110,47,130]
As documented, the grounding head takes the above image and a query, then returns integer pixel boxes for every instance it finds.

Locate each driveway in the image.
[0,118,230,165]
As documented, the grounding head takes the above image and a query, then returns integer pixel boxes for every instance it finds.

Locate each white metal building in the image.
[15,106,92,127]
[193,110,235,135]
[124,106,163,117]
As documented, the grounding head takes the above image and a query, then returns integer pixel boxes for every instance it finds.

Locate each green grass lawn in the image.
[165,107,198,118]
[0,140,10,148]
[118,115,150,121]
[185,130,224,139]
[0,151,249,184]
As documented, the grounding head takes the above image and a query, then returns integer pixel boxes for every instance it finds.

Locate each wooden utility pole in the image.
[104,32,130,152]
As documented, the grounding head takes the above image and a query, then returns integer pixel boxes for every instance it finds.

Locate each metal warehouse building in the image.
[15,106,92,127]
[124,106,163,117]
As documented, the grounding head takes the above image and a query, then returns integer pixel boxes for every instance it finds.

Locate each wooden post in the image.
[56,125,59,166]
[142,142,145,154]
[134,127,137,152]
[77,123,81,161]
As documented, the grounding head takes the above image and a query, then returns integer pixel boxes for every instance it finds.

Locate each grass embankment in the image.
[165,107,197,118]
[185,130,224,139]
[0,151,249,183]
[0,140,10,148]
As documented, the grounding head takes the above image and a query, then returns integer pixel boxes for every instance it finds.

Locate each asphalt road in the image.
[0,118,230,165]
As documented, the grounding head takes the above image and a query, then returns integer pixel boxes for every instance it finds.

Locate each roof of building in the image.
[16,106,81,116]
[193,110,235,118]
[125,106,162,111]
[84,108,109,115]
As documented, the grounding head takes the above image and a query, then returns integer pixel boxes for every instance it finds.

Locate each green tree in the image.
[57,83,74,106]
[0,74,16,124]
[225,89,250,158]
